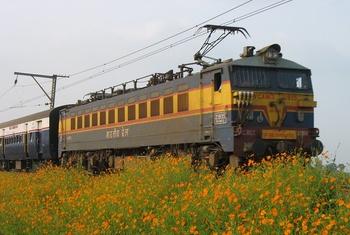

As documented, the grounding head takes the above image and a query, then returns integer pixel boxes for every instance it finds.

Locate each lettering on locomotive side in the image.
[262,130,297,140]
[253,94,275,100]
[281,94,298,101]
[214,112,227,125]
[253,94,298,101]
[106,127,130,139]
[242,130,256,136]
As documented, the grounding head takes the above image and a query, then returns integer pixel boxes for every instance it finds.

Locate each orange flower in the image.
[271,208,278,217]
[321,230,328,235]
[190,226,199,234]
[338,199,345,206]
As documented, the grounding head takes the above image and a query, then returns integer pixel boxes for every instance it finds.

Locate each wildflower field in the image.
[0,154,349,235]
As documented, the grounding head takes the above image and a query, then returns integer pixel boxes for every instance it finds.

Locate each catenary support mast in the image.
[13,72,69,109]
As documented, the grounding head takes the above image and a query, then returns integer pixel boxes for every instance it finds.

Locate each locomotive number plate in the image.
[214,112,227,125]
[262,130,297,140]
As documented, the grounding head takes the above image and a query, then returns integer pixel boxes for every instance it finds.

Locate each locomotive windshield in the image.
[233,67,269,88]
[232,66,311,90]
[278,69,310,90]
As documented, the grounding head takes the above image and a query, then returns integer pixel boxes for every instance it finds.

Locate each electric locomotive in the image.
[0,25,323,171]
[58,25,323,172]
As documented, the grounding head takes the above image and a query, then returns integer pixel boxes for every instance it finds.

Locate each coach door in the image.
[200,69,223,141]
[24,124,28,156]
[1,129,4,156]
[37,120,43,158]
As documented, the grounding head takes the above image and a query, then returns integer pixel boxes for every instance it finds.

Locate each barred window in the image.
[234,67,269,87]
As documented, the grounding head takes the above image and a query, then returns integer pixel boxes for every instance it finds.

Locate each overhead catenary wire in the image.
[0,86,15,99]
[0,0,254,107]
[68,0,253,77]
[60,0,292,89]
[221,0,292,26]
[1,0,292,112]
[56,0,292,92]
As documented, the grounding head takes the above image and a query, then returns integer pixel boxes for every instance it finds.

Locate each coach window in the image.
[84,115,90,128]
[164,96,173,114]
[178,93,189,112]
[100,111,106,125]
[128,105,136,121]
[118,107,125,122]
[71,118,76,130]
[92,113,98,127]
[151,99,160,117]
[139,102,147,119]
[77,116,83,129]
[214,72,222,91]
[108,110,115,124]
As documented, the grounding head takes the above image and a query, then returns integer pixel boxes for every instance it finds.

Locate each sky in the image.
[0,0,349,165]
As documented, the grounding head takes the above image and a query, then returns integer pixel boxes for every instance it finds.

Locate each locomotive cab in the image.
[228,44,323,164]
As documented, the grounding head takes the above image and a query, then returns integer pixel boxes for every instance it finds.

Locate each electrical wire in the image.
[60,0,292,89]
[1,0,292,113]
[68,0,253,77]
[221,0,292,25]
[3,0,253,97]
[0,86,15,99]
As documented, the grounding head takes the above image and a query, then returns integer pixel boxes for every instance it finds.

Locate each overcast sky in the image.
[1,0,349,165]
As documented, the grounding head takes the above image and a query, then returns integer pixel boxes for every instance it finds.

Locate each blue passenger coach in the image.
[0,106,65,170]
